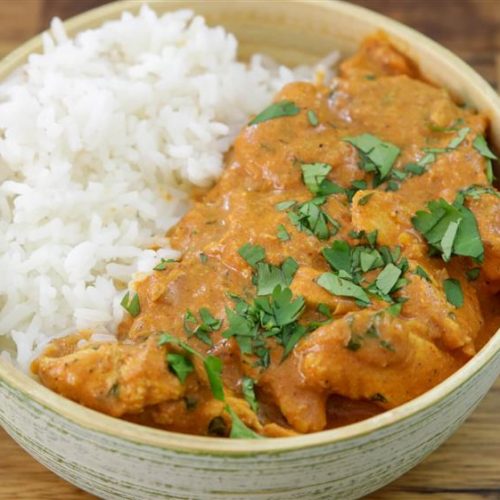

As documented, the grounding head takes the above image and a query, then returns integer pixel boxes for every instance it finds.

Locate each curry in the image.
[32,35,500,438]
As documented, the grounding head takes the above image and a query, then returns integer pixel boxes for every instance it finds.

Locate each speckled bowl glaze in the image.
[1,1,499,499]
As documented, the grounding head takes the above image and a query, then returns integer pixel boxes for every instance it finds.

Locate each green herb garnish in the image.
[241,376,259,413]
[276,224,290,241]
[415,265,431,282]
[166,353,194,383]
[225,405,263,439]
[412,197,484,262]
[307,110,319,127]
[183,308,222,346]
[473,135,497,184]
[238,243,266,268]
[249,100,300,125]
[375,263,402,295]
[153,258,177,271]
[287,197,340,240]
[120,291,141,317]
[199,253,208,264]
[466,268,480,281]
[344,133,400,185]
[317,273,370,305]
[443,278,464,308]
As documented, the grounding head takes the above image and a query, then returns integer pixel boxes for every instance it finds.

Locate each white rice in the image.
[0,6,338,370]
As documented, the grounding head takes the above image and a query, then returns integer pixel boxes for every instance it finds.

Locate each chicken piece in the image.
[296,310,463,408]
[34,336,184,417]
[339,33,418,79]
[351,190,422,252]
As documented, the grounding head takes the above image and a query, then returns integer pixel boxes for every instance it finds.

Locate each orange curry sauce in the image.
[33,35,500,438]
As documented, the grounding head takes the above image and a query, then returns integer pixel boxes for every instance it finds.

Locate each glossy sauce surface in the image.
[33,35,500,437]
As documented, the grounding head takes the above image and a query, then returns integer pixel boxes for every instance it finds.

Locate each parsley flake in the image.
[241,376,259,413]
[276,224,290,241]
[307,110,319,127]
[238,243,266,268]
[153,258,177,271]
[443,278,464,308]
[344,133,400,184]
[166,353,194,384]
[412,198,484,262]
[120,291,140,317]
[249,100,300,125]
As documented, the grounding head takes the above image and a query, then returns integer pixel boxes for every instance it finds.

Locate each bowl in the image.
[1,1,499,498]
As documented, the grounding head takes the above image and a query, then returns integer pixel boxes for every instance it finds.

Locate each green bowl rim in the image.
[0,0,499,456]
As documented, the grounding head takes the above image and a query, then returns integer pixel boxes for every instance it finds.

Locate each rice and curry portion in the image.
[33,35,500,438]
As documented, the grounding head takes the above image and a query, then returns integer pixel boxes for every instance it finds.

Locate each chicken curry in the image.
[33,35,500,438]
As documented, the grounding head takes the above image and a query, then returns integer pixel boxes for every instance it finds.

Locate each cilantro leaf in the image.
[443,278,464,308]
[241,376,259,413]
[473,135,497,184]
[344,133,401,182]
[120,291,141,317]
[375,263,402,295]
[415,265,431,282]
[238,243,266,268]
[225,405,263,439]
[322,240,352,274]
[153,258,177,271]
[255,257,298,296]
[466,268,480,281]
[404,163,426,176]
[473,135,498,160]
[317,272,370,304]
[412,198,484,262]
[276,224,290,241]
[249,100,300,125]
[447,127,470,149]
[204,355,225,401]
[307,110,319,127]
[275,200,296,211]
[301,163,332,195]
[287,198,339,240]
[166,353,194,384]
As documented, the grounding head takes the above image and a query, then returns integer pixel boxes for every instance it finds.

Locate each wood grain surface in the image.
[0,1,499,499]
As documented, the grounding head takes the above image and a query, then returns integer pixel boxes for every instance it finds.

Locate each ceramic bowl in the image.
[1,1,499,499]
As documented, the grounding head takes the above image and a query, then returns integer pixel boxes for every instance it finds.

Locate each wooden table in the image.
[1,1,499,499]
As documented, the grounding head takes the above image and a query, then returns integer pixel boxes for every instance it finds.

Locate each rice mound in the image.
[0,7,331,369]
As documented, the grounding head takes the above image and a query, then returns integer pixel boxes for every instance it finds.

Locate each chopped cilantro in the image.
[225,405,263,439]
[344,133,401,184]
[238,243,266,268]
[183,308,222,346]
[241,376,259,413]
[447,127,470,149]
[386,302,403,316]
[466,268,480,281]
[375,263,402,295]
[322,240,352,274]
[276,224,290,241]
[412,198,484,262]
[275,200,296,211]
[255,257,298,295]
[404,163,426,176]
[301,163,331,195]
[287,197,340,240]
[120,291,141,317]
[249,100,300,125]
[317,273,370,304]
[199,252,208,264]
[153,258,176,271]
[358,193,373,206]
[415,265,431,282]
[307,109,319,127]
[166,353,194,384]
[443,278,464,308]
[473,135,497,184]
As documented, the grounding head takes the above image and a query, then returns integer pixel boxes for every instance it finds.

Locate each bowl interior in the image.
[0,0,499,454]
